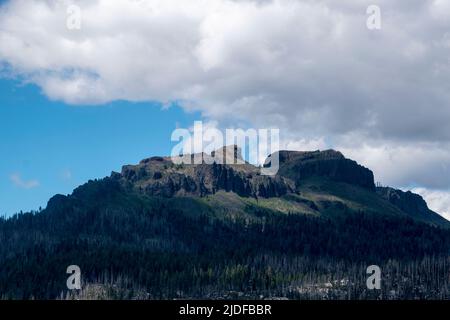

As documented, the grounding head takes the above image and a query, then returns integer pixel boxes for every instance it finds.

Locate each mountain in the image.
[1,146,449,300]
[114,146,448,228]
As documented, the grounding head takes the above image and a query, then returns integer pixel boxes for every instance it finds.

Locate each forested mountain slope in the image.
[1,147,449,299]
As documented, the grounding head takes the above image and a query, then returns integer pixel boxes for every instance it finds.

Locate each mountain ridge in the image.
[79,145,447,228]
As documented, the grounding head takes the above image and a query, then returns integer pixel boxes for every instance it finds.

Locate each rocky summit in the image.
[116,146,374,198]
[103,145,447,228]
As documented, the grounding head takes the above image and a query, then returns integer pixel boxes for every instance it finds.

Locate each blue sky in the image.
[0,77,200,216]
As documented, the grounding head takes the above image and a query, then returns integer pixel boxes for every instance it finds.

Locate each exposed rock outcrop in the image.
[377,187,428,214]
[119,154,292,198]
[376,187,447,226]
[272,150,375,190]
[116,147,376,199]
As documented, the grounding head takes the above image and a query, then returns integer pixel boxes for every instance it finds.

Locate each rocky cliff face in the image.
[272,150,376,190]
[377,187,428,213]
[117,146,294,198]
[114,146,376,199]
[376,187,446,225]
